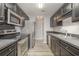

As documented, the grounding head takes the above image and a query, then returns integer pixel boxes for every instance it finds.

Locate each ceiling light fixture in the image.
[38,3,43,9]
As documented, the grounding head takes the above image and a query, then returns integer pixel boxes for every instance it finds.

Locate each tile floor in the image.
[27,40,54,56]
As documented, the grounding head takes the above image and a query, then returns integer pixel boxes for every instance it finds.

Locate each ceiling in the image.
[17,3,63,17]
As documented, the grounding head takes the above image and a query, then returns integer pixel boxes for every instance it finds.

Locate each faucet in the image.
[60,28,68,38]
[65,30,68,38]
[69,33,72,38]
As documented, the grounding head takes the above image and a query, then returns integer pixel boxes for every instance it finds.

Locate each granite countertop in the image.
[48,32,79,49]
[0,33,30,51]
[0,39,17,51]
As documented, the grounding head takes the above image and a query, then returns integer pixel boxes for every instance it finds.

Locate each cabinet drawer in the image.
[0,43,16,56]
[61,46,72,56]
[66,44,79,55]
[7,50,16,56]
[60,40,79,55]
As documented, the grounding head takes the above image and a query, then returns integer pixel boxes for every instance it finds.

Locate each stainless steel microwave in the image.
[7,9,23,26]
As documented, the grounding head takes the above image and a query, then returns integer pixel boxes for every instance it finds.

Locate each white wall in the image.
[34,16,53,43]
[21,16,35,48]
[43,16,53,43]
[53,17,79,35]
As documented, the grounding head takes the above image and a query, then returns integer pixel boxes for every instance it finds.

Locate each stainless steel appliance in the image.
[7,9,23,26]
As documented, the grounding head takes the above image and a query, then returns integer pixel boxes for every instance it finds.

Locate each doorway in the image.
[35,16,44,42]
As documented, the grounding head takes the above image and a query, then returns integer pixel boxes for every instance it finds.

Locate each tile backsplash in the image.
[53,17,79,35]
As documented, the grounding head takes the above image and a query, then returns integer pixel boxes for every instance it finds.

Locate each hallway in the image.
[28,40,54,56]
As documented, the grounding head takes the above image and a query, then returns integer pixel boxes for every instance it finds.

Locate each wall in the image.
[34,16,53,43]
[43,16,53,43]
[15,16,35,48]
[53,17,79,35]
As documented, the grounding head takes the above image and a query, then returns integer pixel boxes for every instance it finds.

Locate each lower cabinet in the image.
[55,42,61,56]
[7,50,17,56]
[47,34,52,48]
[47,34,79,56]
[60,47,72,56]
[0,43,17,56]
[51,36,56,54]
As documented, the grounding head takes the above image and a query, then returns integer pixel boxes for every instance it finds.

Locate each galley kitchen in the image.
[0,3,79,56]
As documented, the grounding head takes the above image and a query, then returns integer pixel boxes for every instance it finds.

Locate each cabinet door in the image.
[0,3,5,22]
[55,42,61,56]
[7,50,16,56]
[72,3,79,22]
[50,18,53,27]
[63,3,72,14]
[0,43,17,56]
[61,47,72,56]
[50,16,57,27]
[5,3,16,12]
[16,4,22,16]
[51,37,56,54]
[47,34,49,45]
[47,35,51,48]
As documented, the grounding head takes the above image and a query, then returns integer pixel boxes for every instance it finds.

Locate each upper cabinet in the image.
[5,3,17,12]
[62,3,72,14]
[50,16,57,27]
[72,3,79,22]
[0,3,29,27]
[50,3,72,27]
[16,4,29,20]
[0,3,5,22]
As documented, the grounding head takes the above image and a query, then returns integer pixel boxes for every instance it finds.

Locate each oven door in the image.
[7,9,22,26]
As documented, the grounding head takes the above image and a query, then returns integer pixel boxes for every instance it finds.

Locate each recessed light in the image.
[38,3,43,9]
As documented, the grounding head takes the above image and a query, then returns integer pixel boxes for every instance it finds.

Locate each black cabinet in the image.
[50,3,73,27]
[0,43,17,56]
[5,3,17,12]
[50,16,57,27]
[16,4,29,20]
[7,50,16,56]
[72,3,79,22]
[55,41,61,56]
[0,3,29,26]
[16,4,23,16]
[51,36,57,54]
[60,46,72,56]
[60,40,79,56]
[63,3,72,14]
[0,3,5,22]
[47,33,79,56]
[47,34,49,45]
